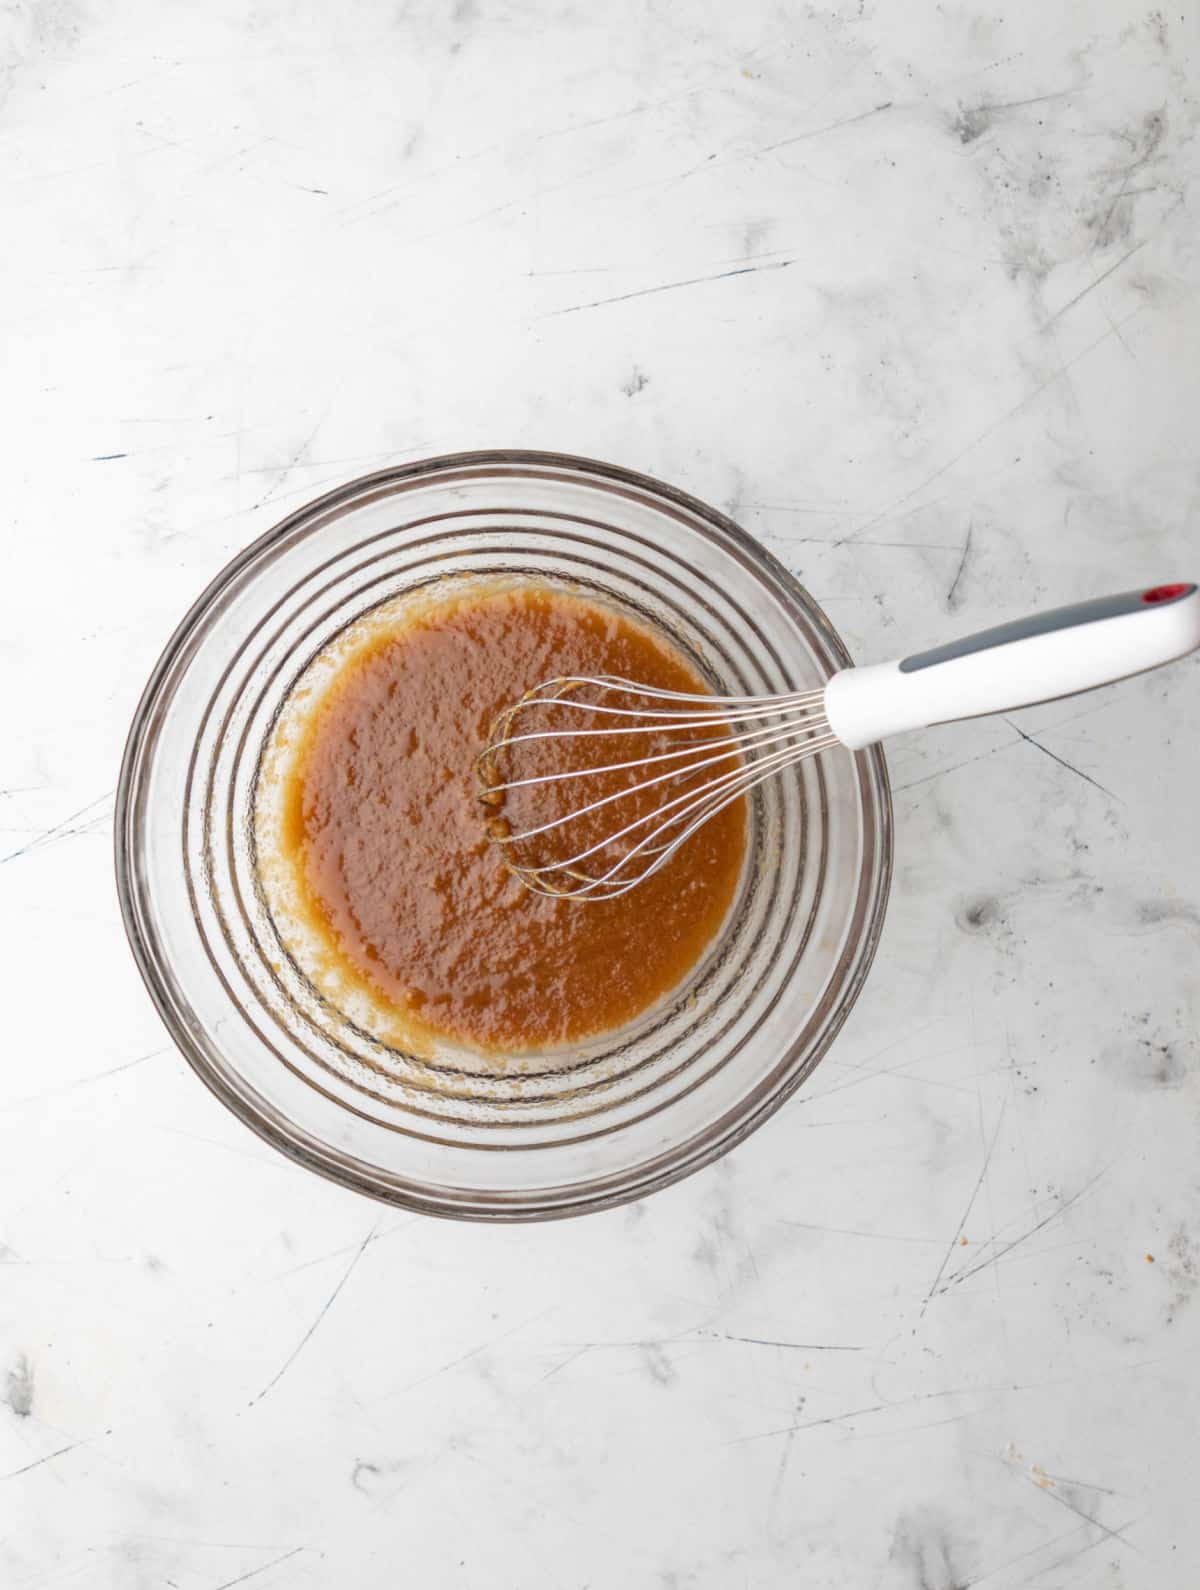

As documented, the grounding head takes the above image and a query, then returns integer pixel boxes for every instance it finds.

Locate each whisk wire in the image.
[521,731,839,896]
[513,733,838,898]
[511,674,825,711]
[478,671,836,900]
[486,712,830,824]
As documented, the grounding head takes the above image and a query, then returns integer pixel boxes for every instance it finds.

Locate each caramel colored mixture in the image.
[276,586,745,1054]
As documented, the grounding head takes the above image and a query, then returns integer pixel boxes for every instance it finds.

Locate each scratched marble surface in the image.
[2,1,1199,1585]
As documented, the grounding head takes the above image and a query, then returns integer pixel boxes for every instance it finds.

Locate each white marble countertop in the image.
[3,2,1199,1585]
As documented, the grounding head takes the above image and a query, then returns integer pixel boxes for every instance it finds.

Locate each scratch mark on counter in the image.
[711,1334,862,1351]
[817,1053,974,1100]
[892,740,1018,792]
[245,416,326,514]
[0,790,115,865]
[802,1025,984,1105]
[817,1021,934,1080]
[1027,1474,1142,1552]
[545,259,792,316]
[761,1401,888,1436]
[266,1218,419,1281]
[781,1218,941,1246]
[940,1167,1109,1293]
[75,1049,166,1086]
[535,88,698,143]
[767,1394,806,1529]
[946,523,973,610]
[212,1547,305,1590]
[733,1380,1025,1446]
[1037,1470,1123,1496]
[962,1518,1100,1586]
[1101,300,1139,363]
[1013,1518,1140,1584]
[760,101,893,151]
[1091,169,1136,254]
[251,1220,380,1405]
[1003,718,1119,802]
[2,1047,167,1111]
[1,1439,87,1482]
[537,1345,593,1384]
[986,89,1078,111]
[850,1408,981,1444]
[91,452,128,461]
[920,1102,1007,1316]
[844,540,963,553]
[1043,239,1147,328]
[763,529,963,551]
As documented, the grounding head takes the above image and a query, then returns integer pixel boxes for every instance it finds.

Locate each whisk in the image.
[477,582,1200,900]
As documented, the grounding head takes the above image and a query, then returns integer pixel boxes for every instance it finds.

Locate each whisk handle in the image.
[824,582,1200,750]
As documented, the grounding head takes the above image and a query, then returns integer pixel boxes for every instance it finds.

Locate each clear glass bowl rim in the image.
[114,449,894,1219]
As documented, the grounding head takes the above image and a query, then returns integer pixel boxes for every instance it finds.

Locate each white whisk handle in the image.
[823,582,1200,750]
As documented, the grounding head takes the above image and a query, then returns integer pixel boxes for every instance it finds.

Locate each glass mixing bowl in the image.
[115,451,892,1219]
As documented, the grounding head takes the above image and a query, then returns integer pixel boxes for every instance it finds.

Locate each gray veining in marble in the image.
[2,1,1198,1585]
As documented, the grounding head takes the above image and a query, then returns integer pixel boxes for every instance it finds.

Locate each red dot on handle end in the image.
[1141,583,1194,604]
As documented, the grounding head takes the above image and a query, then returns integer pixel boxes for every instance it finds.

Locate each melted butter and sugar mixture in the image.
[267,585,746,1056]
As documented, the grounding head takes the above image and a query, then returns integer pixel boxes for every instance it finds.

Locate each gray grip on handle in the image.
[898,584,1197,673]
